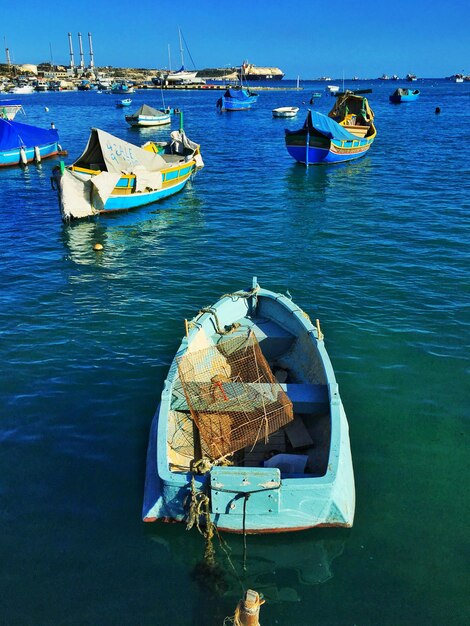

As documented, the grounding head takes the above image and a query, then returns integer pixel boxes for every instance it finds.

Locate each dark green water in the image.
[0,80,468,625]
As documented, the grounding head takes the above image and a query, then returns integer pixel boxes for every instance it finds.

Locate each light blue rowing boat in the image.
[143,278,355,533]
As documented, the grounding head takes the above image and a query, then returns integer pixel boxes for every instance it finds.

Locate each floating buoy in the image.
[44,107,49,112]
[34,146,41,163]
[228,590,265,626]
[19,147,28,165]
[93,243,103,251]
[435,106,441,114]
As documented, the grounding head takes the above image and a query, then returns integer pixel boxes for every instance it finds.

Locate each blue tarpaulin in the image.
[225,88,255,100]
[305,111,357,141]
[0,118,59,150]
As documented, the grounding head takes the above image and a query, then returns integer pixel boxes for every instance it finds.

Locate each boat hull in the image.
[125,114,171,127]
[143,284,355,533]
[220,97,258,111]
[0,141,59,167]
[286,137,373,164]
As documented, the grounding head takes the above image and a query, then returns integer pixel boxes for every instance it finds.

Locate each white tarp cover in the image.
[134,169,163,193]
[74,128,168,173]
[60,169,95,219]
[89,172,121,211]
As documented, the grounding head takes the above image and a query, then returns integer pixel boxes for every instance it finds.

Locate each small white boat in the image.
[272,106,299,118]
[326,85,339,95]
[10,84,35,95]
[125,104,171,127]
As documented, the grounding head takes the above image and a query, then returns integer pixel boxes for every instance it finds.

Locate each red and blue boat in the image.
[285,91,376,165]
[0,117,61,167]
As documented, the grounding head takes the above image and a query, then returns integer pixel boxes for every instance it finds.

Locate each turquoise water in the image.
[1,80,468,625]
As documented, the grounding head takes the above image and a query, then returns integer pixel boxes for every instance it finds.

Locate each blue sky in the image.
[3,0,469,78]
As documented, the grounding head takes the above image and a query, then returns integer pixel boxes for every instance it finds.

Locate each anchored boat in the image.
[216,86,259,111]
[116,98,132,108]
[125,104,171,127]
[272,106,299,118]
[0,118,61,167]
[143,279,355,533]
[389,88,420,103]
[52,112,203,221]
[285,91,376,165]
[0,99,24,121]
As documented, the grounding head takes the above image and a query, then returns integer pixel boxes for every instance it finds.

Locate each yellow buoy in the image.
[93,243,103,251]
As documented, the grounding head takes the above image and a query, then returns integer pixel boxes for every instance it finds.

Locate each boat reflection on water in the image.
[60,189,205,266]
[147,525,347,604]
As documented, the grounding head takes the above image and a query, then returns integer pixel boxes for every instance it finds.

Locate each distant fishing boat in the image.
[52,112,203,221]
[326,85,339,95]
[125,104,171,127]
[142,278,355,532]
[272,106,299,118]
[285,90,376,165]
[111,82,135,94]
[0,99,24,120]
[0,118,61,167]
[389,88,420,103]
[116,98,132,108]
[406,73,417,81]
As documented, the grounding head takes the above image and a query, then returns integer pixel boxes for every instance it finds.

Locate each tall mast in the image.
[168,44,171,71]
[178,28,184,68]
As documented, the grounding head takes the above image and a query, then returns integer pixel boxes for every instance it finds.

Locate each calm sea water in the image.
[1,80,468,626]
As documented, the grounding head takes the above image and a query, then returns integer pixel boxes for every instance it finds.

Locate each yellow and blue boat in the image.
[52,113,203,221]
[143,279,355,533]
[285,91,376,165]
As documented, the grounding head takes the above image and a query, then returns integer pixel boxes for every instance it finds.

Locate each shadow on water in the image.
[146,523,347,607]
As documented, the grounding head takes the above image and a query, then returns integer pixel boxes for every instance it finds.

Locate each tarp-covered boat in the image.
[389,88,420,103]
[216,87,258,111]
[125,104,171,127]
[52,114,203,221]
[285,91,376,165]
[143,278,355,533]
[0,117,61,167]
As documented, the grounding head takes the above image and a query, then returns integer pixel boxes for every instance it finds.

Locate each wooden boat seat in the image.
[231,318,296,360]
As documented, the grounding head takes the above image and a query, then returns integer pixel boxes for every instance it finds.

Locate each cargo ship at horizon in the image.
[238,62,285,81]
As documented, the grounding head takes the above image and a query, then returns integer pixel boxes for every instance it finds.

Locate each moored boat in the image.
[111,82,135,94]
[142,278,355,533]
[216,86,258,111]
[125,104,171,127]
[0,118,61,167]
[272,106,299,118]
[389,88,420,103]
[326,85,339,95]
[285,91,376,165]
[52,112,203,221]
[116,98,132,108]
[0,99,24,120]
